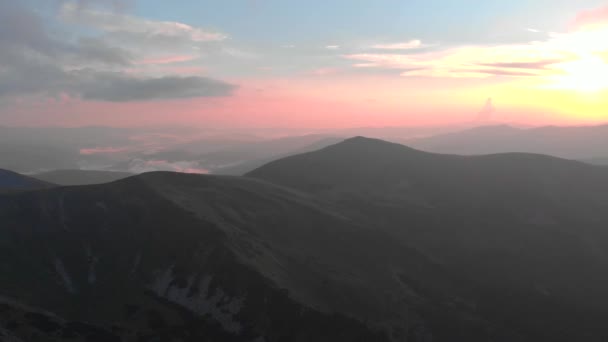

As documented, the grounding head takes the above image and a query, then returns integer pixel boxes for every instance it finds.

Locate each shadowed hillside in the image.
[0,171,522,341]
[248,136,608,341]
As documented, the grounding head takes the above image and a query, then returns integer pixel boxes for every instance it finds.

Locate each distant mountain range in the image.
[4,123,608,175]
[408,124,608,161]
[2,137,608,341]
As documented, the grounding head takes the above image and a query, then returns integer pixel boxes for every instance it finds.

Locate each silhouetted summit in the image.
[249,136,608,341]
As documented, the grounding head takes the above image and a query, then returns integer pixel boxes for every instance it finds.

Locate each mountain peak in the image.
[331,136,424,154]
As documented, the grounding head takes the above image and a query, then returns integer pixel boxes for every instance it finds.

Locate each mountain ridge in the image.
[247,136,608,341]
[0,170,517,341]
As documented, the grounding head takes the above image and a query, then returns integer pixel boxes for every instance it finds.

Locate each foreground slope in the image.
[248,136,608,341]
[0,172,516,341]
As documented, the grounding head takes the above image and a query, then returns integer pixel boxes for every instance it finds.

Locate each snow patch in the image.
[149,266,244,334]
[53,258,76,294]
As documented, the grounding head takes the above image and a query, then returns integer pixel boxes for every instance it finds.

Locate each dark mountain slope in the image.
[0,172,516,341]
[0,169,54,192]
[248,137,608,341]
[33,169,134,186]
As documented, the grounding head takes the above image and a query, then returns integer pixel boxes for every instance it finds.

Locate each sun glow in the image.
[549,56,608,92]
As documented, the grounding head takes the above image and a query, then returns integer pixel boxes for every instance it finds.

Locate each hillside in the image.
[248,137,608,341]
[4,137,608,341]
[0,172,515,341]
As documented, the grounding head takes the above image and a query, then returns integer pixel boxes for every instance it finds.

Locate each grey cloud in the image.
[75,37,133,65]
[0,59,235,102]
[60,3,226,44]
[0,2,63,57]
[0,2,131,66]
[0,2,236,102]
[0,57,71,98]
[79,73,236,102]
[56,0,134,12]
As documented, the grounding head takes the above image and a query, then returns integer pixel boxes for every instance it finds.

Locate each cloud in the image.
[79,73,235,102]
[326,45,340,50]
[309,68,340,76]
[476,98,495,122]
[0,57,235,102]
[60,2,226,43]
[0,2,236,103]
[80,146,129,155]
[58,0,134,12]
[75,37,133,65]
[0,2,129,66]
[343,6,608,82]
[572,5,608,31]
[371,39,426,50]
[137,55,198,65]
[344,32,596,79]
[477,60,565,70]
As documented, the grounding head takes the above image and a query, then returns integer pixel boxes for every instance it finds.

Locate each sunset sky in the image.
[2,0,608,128]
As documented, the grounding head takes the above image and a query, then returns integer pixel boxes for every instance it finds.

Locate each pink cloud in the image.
[80,147,129,155]
[137,55,198,65]
[572,5,608,30]
[309,68,340,76]
[345,42,573,78]
[164,66,206,75]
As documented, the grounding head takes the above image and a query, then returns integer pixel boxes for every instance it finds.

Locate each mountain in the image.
[408,124,608,159]
[199,134,342,172]
[5,137,608,341]
[581,157,608,166]
[33,170,134,186]
[0,172,517,342]
[0,169,54,192]
[213,137,345,175]
[248,137,608,341]
[0,296,123,342]
[330,125,468,142]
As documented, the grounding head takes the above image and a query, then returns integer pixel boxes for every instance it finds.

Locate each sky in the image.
[1,0,608,129]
